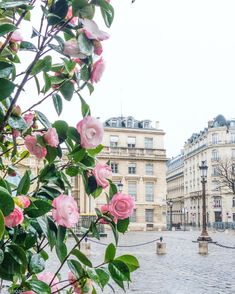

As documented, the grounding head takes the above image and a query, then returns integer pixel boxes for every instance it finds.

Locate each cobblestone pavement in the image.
[47,229,235,294]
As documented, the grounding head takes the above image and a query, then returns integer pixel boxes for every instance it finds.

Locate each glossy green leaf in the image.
[8,116,28,130]
[49,0,68,20]
[95,268,109,289]
[31,56,52,75]
[0,186,14,216]
[53,120,68,141]
[28,279,51,294]
[42,72,51,93]
[56,241,67,263]
[67,126,80,143]
[0,78,15,101]
[87,145,103,157]
[108,260,130,290]
[35,110,51,128]
[5,244,27,272]
[0,23,16,37]
[0,210,5,240]
[29,254,45,274]
[45,146,58,164]
[79,95,91,117]
[0,61,14,78]
[25,200,52,218]
[20,41,37,52]
[79,4,95,19]
[97,0,114,28]
[52,93,63,116]
[0,249,4,264]
[72,0,88,15]
[109,181,118,200]
[59,80,74,101]
[78,33,94,56]
[67,259,84,278]
[17,170,30,195]
[105,243,116,262]
[0,1,30,8]
[116,255,139,272]
[117,218,129,234]
[71,248,92,267]
[65,166,80,177]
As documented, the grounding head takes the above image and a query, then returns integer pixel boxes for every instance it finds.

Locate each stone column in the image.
[198,241,208,254]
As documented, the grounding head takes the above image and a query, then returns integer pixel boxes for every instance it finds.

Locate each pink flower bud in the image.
[66,6,78,25]
[23,113,34,127]
[5,206,24,228]
[82,19,109,41]
[15,195,30,209]
[63,39,81,58]
[90,58,105,84]
[12,105,22,116]
[10,30,23,42]
[93,40,103,56]
[44,128,59,148]
[12,129,20,139]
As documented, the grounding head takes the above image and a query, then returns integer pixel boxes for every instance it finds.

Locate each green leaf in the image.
[95,268,109,289]
[0,78,15,101]
[117,218,129,234]
[90,222,100,240]
[31,56,52,75]
[28,279,51,294]
[67,126,80,144]
[25,200,52,218]
[105,243,116,262]
[0,1,30,8]
[49,0,68,21]
[97,0,114,28]
[35,110,51,128]
[0,186,14,216]
[0,249,4,264]
[78,33,94,56]
[87,145,103,157]
[91,186,102,198]
[0,209,5,240]
[42,72,51,93]
[80,65,90,82]
[56,241,67,263]
[79,95,91,117]
[6,244,27,272]
[0,61,14,78]
[108,260,130,290]
[8,115,27,130]
[39,164,56,181]
[116,255,139,272]
[65,166,80,177]
[79,4,95,19]
[45,146,58,164]
[59,80,75,101]
[17,170,30,195]
[109,181,117,200]
[52,93,63,116]
[72,0,88,15]
[20,41,37,52]
[53,120,68,141]
[34,76,41,94]
[0,23,16,37]
[71,248,92,267]
[67,259,84,278]
[87,82,94,95]
[29,254,45,274]
[57,225,66,243]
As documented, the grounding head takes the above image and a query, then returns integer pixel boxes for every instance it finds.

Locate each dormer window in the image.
[127,119,133,128]
[111,119,117,127]
[143,121,150,128]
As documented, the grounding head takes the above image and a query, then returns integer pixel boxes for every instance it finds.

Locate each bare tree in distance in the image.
[214,159,235,194]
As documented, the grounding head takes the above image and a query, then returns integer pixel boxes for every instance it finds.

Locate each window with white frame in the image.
[145,182,154,202]
[146,163,154,175]
[144,137,153,149]
[130,209,137,222]
[231,133,235,143]
[145,209,154,222]
[212,149,219,161]
[212,133,219,144]
[127,119,133,128]
[212,165,219,176]
[214,197,221,208]
[110,135,119,147]
[111,162,118,174]
[128,181,137,201]
[127,137,136,148]
[111,119,118,127]
[128,163,136,174]
[212,181,219,191]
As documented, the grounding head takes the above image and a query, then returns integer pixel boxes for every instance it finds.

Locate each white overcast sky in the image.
[20,0,235,158]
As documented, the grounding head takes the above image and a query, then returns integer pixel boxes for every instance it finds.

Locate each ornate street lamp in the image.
[167,199,173,231]
[197,161,212,242]
[117,181,123,193]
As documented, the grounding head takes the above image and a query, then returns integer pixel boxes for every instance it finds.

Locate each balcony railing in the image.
[100,146,166,158]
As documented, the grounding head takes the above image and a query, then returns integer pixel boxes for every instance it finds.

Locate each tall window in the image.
[128,181,137,201]
[111,162,118,174]
[127,137,136,148]
[212,133,219,144]
[233,213,235,222]
[214,197,221,208]
[145,182,154,202]
[233,197,235,207]
[127,119,133,128]
[144,137,153,149]
[128,163,136,174]
[212,149,219,161]
[111,119,118,127]
[146,163,154,175]
[145,209,154,222]
[110,135,119,147]
[130,209,137,222]
[231,133,235,143]
[212,165,219,176]
[232,149,235,160]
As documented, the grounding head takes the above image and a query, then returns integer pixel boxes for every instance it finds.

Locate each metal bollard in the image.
[198,241,208,255]
[156,237,166,254]
[80,239,91,255]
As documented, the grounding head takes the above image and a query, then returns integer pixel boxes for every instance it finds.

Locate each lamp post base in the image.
[197,235,212,242]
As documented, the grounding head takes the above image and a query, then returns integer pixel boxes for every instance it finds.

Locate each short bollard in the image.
[198,241,208,255]
[81,240,91,255]
[156,238,166,254]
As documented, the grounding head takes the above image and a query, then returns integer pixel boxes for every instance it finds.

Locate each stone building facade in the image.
[166,115,235,227]
[80,116,168,230]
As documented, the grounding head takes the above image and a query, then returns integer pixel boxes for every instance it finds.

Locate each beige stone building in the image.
[167,115,235,228]
[80,116,168,230]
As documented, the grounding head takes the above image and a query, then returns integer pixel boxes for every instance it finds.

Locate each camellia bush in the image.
[0,0,139,293]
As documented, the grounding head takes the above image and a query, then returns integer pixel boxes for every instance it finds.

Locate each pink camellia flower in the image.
[24,135,47,160]
[99,203,117,224]
[10,30,23,42]
[63,39,81,58]
[22,291,35,294]
[93,163,112,188]
[12,105,22,116]
[68,272,92,294]
[66,6,78,25]
[15,195,30,209]
[12,129,20,139]
[109,193,135,220]
[37,272,59,293]
[82,19,109,41]
[5,206,24,228]
[44,128,59,148]
[23,113,34,127]
[90,58,105,83]
[52,194,79,228]
[76,116,104,149]
[93,40,103,56]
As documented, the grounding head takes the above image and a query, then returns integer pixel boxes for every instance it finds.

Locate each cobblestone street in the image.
[48,230,235,294]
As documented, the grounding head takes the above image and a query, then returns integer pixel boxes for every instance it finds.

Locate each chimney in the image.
[155,121,159,129]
